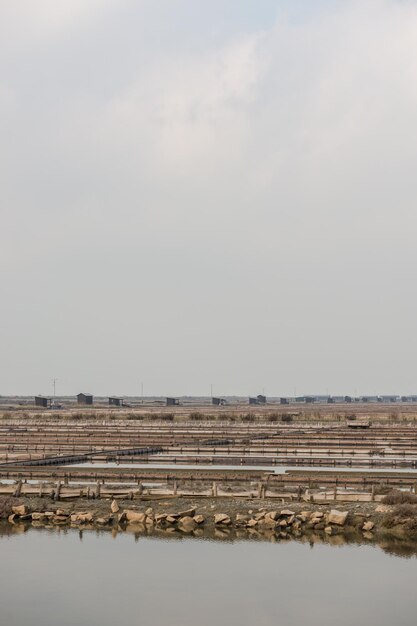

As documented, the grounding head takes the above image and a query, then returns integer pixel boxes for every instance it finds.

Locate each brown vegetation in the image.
[382,489,417,505]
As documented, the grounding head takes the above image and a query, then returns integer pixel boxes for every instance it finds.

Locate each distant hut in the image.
[280,397,289,405]
[257,395,266,404]
[212,397,226,406]
[305,396,315,404]
[109,396,124,407]
[166,397,180,406]
[77,393,93,405]
[344,396,352,403]
[35,396,51,408]
[249,397,258,405]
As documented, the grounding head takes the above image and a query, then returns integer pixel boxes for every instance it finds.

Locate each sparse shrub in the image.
[0,497,16,519]
[190,412,204,421]
[281,413,293,422]
[241,413,255,422]
[382,503,417,531]
[382,490,417,505]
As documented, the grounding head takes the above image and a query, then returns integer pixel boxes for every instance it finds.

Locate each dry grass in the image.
[0,496,17,519]
[382,490,417,505]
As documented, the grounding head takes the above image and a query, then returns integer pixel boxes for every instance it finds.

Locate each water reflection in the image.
[1,523,417,626]
[1,520,417,559]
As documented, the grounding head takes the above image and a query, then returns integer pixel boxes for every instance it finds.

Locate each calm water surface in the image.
[1,528,417,626]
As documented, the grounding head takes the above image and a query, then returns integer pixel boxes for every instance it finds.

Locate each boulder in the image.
[12,505,27,516]
[246,519,258,527]
[363,521,374,532]
[214,513,231,525]
[265,511,278,521]
[324,526,333,535]
[70,512,93,524]
[178,508,196,519]
[55,509,67,517]
[280,509,295,517]
[125,510,146,523]
[193,515,205,525]
[145,507,153,516]
[178,516,196,531]
[328,510,349,526]
[166,515,177,524]
[155,513,168,523]
[236,513,250,524]
[31,512,46,521]
[111,500,119,514]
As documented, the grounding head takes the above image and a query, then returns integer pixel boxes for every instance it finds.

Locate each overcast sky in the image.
[1,0,417,397]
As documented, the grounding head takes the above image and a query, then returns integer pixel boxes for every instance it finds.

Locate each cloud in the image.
[2,0,417,394]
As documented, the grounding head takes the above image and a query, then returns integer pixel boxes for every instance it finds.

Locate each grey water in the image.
[1,526,417,626]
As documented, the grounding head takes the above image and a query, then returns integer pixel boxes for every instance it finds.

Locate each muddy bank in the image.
[2,494,417,542]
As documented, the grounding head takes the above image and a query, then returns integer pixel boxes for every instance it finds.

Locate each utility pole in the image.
[210,384,213,399]
[141,382,144,404]
[52,378,57,398]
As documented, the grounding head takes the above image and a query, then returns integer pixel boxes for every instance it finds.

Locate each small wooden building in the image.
[280,397,289,405]
[35,396,52,408]
[109,396,124,407]
[212,397,226,406]
[166,397,180,406]
[77,393,93,405]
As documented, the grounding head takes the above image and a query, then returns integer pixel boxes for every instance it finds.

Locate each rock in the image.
[145,516,154,526]
[246,519,258,527]
[111,500,119,514]
[52,515,68,523]
[236,513,250,524]
[193,515,205,525]
[314,522,326,530]
[214,514,231,525]
[55,509,67,517]
[265,511,278,521]
[145,507,153,516]
[118,511,127,523]
[178,508,196,519]
[166,515,177,524]
[178,516,196,531]
[70,512,93,524]
[155,514,168,523]
[363,521,374,531]
[8,514,16,523]
[280,509,295,516]
[278,519,288,527]
[327,510,349,526]
[375,505,392,513]
[31,512,46,521]
[12,505,27,516]
[324,526,333,535]
[311,511,324,519]
[96,518,109,525]
[125,510,146,523]
[255,512,266,521]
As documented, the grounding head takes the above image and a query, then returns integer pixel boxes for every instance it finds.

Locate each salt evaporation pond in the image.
[1,526,417,626]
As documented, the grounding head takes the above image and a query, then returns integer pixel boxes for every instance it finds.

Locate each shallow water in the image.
[1,526,417,626]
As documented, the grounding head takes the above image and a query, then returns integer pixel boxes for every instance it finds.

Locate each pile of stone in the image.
[6,502,376,536]
[213,508,353,537]
[118,505,205,532]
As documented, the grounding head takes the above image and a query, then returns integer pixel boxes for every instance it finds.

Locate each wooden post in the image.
[96,482,101,499]
[54,481,62,501]
[212,481,218,497]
